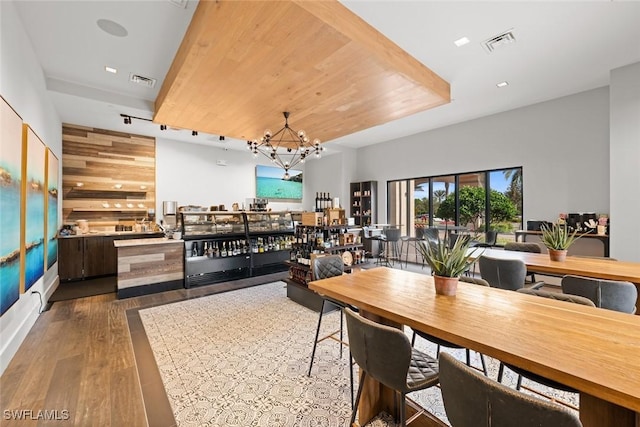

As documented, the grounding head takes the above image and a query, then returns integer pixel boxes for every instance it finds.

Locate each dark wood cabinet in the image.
[58,237,84,281]
[102,236,118,275]
[58,233,162,281]
[83,236,106,277]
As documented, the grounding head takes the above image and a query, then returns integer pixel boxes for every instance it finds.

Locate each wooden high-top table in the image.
[309,267,640,427]
[476,248,640,314]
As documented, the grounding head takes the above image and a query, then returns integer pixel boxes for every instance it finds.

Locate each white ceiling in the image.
[13,0,640,153]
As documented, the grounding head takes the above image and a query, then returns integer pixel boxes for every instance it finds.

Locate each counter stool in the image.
[400,235,425,268]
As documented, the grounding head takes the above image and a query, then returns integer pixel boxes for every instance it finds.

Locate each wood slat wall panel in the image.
[62,124,156,231]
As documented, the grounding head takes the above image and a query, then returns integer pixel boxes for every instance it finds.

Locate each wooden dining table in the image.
[309,267,640,427]
[475,248,640,313]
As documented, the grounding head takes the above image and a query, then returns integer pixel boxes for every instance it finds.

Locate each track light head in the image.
[160,124,167,131]
[192,130,198,136]
[219,135,225,141]
[123,116,131,125]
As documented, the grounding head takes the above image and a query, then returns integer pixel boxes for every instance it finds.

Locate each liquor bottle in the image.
[192,242,199,257]
[315,192,320,212]
[221,241,228,257]
[214,241,220,257]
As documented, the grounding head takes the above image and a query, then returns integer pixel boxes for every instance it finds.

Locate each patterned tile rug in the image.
[138,281,579,427]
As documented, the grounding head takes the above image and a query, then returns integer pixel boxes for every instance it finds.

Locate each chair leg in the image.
[465,349,471,366]
[479,353,488,377]
[339,308,344,358]
[349,352,355,410]
[351,371,367,426]
[400,392,406,426]
[308,299,326,376]
[497,362,505,382]
[516,374,523,390]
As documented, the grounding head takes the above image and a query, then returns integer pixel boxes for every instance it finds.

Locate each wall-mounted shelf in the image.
[72,208,149,212]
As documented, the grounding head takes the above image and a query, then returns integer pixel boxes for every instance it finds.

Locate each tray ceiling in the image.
[154,0,450,146]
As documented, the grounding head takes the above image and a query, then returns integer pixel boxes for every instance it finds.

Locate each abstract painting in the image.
[45,150,59,270]
[0,97,23,315]
[22,125,46,292]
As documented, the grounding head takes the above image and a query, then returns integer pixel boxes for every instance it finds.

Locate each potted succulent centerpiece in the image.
[417,233,482,296]
[539,222,582,262]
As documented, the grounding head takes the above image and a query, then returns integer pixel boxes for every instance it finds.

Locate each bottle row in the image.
[314,192,333,212]
[289,246,367,266]
[294,226,353,247]
[353,190,371,197]
[352,210,371,216]
[190,236,295,258]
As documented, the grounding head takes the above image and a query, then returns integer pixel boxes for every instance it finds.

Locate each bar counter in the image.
[114,237,184,298]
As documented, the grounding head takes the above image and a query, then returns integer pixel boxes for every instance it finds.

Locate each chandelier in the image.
[247,112,324,179]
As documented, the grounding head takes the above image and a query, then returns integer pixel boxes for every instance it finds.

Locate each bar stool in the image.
[376,228,401,267]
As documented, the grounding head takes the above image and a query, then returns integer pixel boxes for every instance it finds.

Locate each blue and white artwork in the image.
[23,126,46,292]
[0,98,23,315]
[256,165,303,200]
[46,150,58,270]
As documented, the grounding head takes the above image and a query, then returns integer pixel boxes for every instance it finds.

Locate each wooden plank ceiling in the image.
[154,0,450,145]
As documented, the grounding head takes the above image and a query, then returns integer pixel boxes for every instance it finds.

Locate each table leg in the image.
[579,393,637,427]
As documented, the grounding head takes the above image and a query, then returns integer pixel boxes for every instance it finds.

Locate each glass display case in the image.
[180,212,246,239]
[245,211,294,234]
[180,211,294,287]
[245,211,295,275]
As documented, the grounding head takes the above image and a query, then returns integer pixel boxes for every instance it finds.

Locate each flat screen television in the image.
[256,165,303,200]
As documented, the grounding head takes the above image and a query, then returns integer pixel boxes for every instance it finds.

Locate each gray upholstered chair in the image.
[411,275,489,376]
[497,288,596,400]
[345,308,439,426]
[478,255,545,291]
[308,255,346,371]
[504,241,543,282]
[439,353,583,427]
[308,255,355,408]
[561,274,638,314]
[377,227,402,267]
[474,230,498,248]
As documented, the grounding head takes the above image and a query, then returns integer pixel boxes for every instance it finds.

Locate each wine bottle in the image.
[315,192,320,212]
[221,241,228,257]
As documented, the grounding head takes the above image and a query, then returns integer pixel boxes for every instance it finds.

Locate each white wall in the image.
[155,138,306,217]
[1,1,62,374]
[354,87,610,229]
[609,62,640,261]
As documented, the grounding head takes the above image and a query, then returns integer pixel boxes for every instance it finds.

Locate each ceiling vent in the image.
[482,29,516,53]
[129,73,157,88]
[168,0,188,8]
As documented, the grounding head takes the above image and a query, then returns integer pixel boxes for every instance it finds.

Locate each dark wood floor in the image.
[0,272,287,427]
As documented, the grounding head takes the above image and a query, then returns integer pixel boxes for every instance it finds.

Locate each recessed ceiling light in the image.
[76,182,84,187]
[496,81,509,88]
[105,66,117,74]
[97,19,128,37]
[454,37,470,47]
[113,184,123,189]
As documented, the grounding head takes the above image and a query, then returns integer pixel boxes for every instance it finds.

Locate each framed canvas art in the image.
[45,149,59,270]
[0,97,23,315]
[255,165,303,201]
[21,125,46,292]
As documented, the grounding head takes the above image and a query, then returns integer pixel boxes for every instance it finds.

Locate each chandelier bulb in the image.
[283,172,290,180]
[298,130,306,138]
[303,136,309,143]
[264,129,272,138]
[313,138,321,145]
